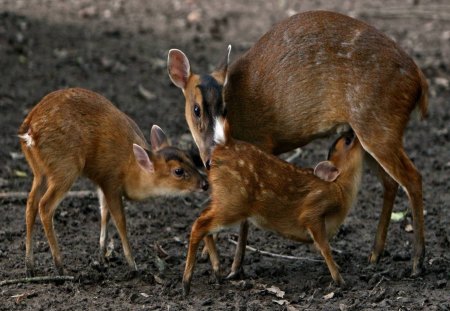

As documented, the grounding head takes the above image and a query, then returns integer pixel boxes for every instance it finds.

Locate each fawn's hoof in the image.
[335,277,346,288]
[225,267,245,280]
[411,260,424,277]
[26,268,35,278]
[56,265,66,276]
[182,280,191,297]
[25,258,35,278]
[213,269,222,284]
[368,251,381,264]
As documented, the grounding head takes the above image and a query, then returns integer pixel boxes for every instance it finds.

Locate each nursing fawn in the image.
[182,118,363,295]
[19,88,208,277]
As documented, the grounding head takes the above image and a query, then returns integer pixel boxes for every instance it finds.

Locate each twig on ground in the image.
[228,238,323,262]
[305,288,318,308]
[0,275,75,286]
[0,191,96,199]
[368,276,386,297]
[331,247,343,254]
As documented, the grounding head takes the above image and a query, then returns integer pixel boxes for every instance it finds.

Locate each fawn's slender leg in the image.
[98,188,110,263]
[25,175,46,277]
[226,220,249,279]
[39,180,72,275]
[102,188,136,270]
[204,235,221,282]
[308,223,344,286]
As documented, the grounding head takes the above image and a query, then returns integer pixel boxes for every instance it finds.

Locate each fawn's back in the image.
[209,122,364,241]
[19,88,146,186]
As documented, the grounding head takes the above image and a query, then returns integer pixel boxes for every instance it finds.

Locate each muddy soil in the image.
[0,0,449,310]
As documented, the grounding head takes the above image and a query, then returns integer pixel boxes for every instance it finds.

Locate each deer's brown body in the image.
[19,88,207,276]
[168,10,428,277]
[182,120,363,295]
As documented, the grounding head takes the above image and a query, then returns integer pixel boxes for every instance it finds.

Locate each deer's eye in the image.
[345,136,353,146]
[174,168,184,177]
[193,104,201,118]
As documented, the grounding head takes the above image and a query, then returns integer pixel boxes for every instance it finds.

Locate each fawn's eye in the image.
[345,136,353,146]
[193,104,201,118]
[174,168,184,177]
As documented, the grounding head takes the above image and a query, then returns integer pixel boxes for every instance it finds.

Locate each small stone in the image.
[201,298,213,306]
[436,279,447,288]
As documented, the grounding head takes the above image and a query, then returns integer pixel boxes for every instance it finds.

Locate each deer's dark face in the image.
[167,47,230,169]
[182,74,226,168]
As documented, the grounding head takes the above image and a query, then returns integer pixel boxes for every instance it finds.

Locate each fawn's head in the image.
[314,130,363,182]
[130,125,208,199]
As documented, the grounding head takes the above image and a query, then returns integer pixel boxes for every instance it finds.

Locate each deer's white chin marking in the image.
[213,117,226,145]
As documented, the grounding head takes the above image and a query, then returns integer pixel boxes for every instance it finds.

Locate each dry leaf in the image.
[154,242,169,259]
[140,292,149,298]
[187,10,201,23]
[11,292,33,304]
[404,224,413,232]
[230,280,246,287]
[391,211,406,222]
[154,275,164,284]
[272,299,289,305]
[435,77,449,88]
[14,170,27,177]
[266,285,285,298]
[323,292,335,300]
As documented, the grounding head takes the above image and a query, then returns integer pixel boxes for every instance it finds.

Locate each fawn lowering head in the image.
[18,88,207,277]
[182,125,365,294]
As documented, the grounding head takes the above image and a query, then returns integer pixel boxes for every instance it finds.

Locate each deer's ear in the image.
[314,161,340,182]
[167,49,191,90]
[133,144,154,173]
[214,45,231,85]
[150,125,170,151]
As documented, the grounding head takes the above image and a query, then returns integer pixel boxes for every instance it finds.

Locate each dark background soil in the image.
[0,0,449,310]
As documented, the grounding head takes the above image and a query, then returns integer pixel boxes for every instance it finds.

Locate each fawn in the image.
[168,10,428,277]
[182,117,364,295]
[19,88,208,276]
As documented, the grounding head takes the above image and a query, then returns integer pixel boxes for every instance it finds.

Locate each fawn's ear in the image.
[133,144,154,173]
[150,125,170,151]
[167,49,191,90]
[314,161,340,182]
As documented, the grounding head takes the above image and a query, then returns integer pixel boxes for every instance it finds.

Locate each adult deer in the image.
[168,11,428,278]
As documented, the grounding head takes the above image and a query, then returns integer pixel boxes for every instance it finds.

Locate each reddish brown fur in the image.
[19,88,207,276]
[182,122,364,295]
[168,10,428,277]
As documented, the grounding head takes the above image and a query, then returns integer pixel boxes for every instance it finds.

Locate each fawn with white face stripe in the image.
[182,118,364,295]
[19,88,208,277]
[168,10,428,278]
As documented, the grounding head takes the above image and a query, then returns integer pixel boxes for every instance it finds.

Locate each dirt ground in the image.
[0,0,449,310]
